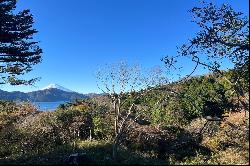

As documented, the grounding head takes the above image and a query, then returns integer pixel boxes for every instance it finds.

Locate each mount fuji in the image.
[40,84,75,93]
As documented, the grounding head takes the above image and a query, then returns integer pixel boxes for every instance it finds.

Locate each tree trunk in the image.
[112,98,118,159]
[113,99,118,136]
[112,139,118,159]
[89,128,92,141]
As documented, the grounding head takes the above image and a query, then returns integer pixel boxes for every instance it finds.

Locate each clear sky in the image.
[1,0,249,93]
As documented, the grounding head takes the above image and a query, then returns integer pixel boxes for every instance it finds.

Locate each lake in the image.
[33,101,68,111]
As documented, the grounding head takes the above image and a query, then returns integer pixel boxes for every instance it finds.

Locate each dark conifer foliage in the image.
[0,0,42,85]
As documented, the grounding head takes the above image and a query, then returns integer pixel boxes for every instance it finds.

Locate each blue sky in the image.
[1,0,249,93]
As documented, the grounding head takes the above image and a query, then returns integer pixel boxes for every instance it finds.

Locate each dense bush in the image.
[17,109,93,153]
[0,100,96,157]
[0,126,24,157]
[58,99,114,140]
[0,101,39,157]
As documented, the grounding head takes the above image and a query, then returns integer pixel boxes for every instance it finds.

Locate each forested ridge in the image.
[0,88,90,102]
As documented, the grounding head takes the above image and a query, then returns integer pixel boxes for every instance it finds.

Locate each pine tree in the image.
[0,0,42,85]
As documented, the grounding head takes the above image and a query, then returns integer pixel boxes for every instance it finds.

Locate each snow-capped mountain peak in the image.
[41,84,74,92]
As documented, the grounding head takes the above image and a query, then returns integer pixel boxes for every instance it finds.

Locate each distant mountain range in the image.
[0,84,101,102]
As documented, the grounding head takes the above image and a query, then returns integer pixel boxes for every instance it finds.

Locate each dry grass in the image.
[203,111,249,165]
[180,111,249,165]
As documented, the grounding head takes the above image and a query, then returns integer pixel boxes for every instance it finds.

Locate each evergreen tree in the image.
[0,0,42,85]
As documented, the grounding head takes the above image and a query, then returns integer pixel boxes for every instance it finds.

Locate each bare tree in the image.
[162,1,249,111]
[96,61,167,159]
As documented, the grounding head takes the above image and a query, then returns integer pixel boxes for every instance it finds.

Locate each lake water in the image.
[33,101,68,111]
